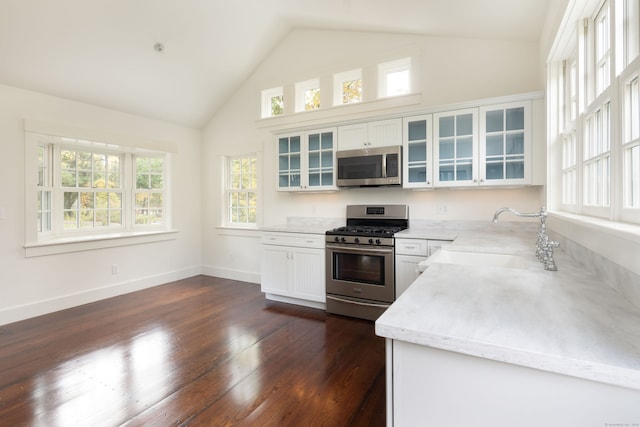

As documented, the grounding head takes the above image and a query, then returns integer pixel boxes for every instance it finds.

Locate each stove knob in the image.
[368,238,374,244]
[341,237,346,242]
[375,239,382,245]
[334,236,340,242]
[354,237,360,243]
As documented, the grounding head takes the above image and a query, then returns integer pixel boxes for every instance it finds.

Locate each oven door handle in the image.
[326,295,391,309]
[325,244,393,255]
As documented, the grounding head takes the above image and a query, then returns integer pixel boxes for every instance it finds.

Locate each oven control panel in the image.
[326,235,394,246]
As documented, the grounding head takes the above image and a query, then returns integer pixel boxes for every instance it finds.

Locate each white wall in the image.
[0,84,202,325]
[202,29,546,281]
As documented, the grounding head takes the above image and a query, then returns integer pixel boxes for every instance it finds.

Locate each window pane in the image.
[439,117,454,138]
[304,88,320,110]
[486,135,504,156]
[457,114,473,135]
[486,110,503,132]
[506,107,525,130]
[321,132,333,150]
[506,133,525,155]
[308,134,320,151]
[408,120,427,141]
[457,137,473,158]
[343,79,362,104]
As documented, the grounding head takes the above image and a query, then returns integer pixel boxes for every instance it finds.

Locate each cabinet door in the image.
[261,245,291,296]
[368,118,402,148]
[277,134,303,190]
[337,123,368,150]
[306,128,336,190]
[291,247,326,302]
[434,109,478,187]
[403,115,433,188]
[395,255,426,297]
[479,101,531,185]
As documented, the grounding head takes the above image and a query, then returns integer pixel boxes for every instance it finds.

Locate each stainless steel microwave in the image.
[336,145,402,187]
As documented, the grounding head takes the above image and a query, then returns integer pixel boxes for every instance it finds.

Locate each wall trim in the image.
[201,265,261,284]
[0,266,201,327]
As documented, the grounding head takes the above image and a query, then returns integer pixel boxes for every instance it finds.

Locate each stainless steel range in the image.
[325,205,409,321]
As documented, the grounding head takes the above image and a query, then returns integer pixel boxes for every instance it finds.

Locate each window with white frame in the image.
[295,79,320,112]
[561,131,578,207]
[333,69,362,105]
[552,0,640,224]
[261,86,284,118]
[624,75,640,210]
[226,155,257,226]
[623,0,640,67]
[594,1,611,97]
[583,101,611,207]
[378,57,411,98]
[28,132,168,241]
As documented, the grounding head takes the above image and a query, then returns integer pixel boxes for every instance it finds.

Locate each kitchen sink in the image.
[425,250,529,269]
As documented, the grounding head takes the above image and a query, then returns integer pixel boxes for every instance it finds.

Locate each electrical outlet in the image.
[111,264,119,275]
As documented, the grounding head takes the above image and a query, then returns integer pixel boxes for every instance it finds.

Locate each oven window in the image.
[333,252,385,285]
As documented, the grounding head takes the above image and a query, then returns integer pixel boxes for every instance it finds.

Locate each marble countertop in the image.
[261,218,344,235]
[376,226,640,391]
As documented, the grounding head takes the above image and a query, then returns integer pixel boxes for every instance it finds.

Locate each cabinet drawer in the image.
[262,232,325,249]
[395,238,428,256]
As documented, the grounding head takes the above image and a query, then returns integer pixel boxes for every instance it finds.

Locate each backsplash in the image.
[553,233,640,310]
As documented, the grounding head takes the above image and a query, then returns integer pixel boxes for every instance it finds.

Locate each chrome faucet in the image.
[492,207,559,271]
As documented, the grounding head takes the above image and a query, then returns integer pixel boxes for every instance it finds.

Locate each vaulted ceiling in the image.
[0,0,553,128]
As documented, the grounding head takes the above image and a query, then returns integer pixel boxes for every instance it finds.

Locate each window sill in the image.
[24,230,179,258]
[216,225,261,238]
[549,211,640,244]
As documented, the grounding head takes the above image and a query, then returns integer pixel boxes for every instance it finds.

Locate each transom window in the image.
[334,69,362,105]
[378,57,411,98]
[261,87,284,118]
[295,79,320,112]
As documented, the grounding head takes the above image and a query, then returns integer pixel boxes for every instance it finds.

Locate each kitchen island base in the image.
[388,339,640,427]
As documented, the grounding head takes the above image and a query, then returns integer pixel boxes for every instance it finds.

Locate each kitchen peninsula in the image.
[376,222,640,427]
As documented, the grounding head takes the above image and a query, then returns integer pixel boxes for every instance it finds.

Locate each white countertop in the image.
[376,224,640,391]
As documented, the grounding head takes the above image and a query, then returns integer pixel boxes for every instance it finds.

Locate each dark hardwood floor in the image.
[0,276,386,426]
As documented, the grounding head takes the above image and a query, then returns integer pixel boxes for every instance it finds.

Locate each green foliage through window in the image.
[228,156,257,224]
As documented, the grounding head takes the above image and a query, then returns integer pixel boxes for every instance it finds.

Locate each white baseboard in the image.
[0,266,201,326]
[201,265,261,284]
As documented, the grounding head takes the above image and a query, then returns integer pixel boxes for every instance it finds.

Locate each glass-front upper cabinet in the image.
[402,115,433,188]
[278,133,302,189]
[306,128,336,190]
[277,128,337,191]
[479,101,531,185]
[434,109,478,187]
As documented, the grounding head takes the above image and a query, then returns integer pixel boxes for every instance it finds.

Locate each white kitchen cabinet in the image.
[395,238,450,297]
[338,118,402,150]
[277,128,337,191]
[402,114,433,188]
[479,101,532,186]
[388,339,640,427]
[433,108,479,187]
[261,232,326,309]
[433,100,533,187]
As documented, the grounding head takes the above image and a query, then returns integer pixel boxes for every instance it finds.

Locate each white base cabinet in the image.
[395,238,450,297]
[387,339,640,427]
[261,232,326,309]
